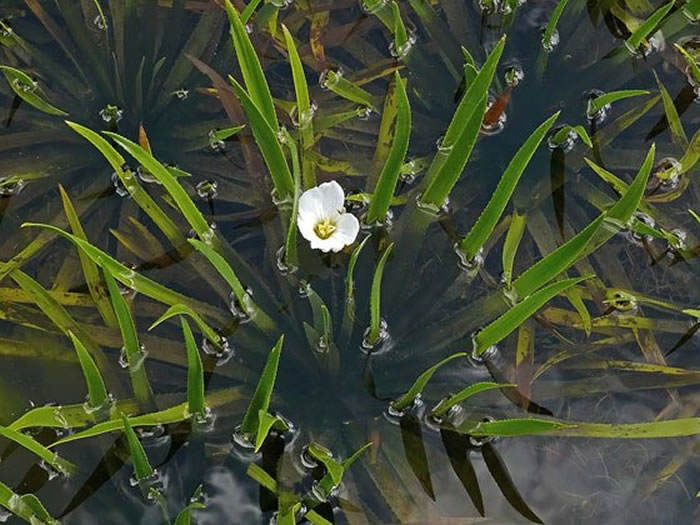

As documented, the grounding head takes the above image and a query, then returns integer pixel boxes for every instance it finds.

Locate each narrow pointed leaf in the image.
[512,214,605,298]
[181,318,206,417]
[366,72,411,224]
[240,335,284,436]
[459,112,559,259]
[474,276,591,356]
[391,352,467,411]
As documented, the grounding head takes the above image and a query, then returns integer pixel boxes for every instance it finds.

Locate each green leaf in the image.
[228,76,294,198]
[366,72,411,224]
[431,382,514,417]
[675,43,700,85]
[58,184,116,327]
[511,214,605,299]
[654,71,688,148]
[240,335,284,437]
[0,425,75,476]
[0,65,68,115]
[502,211,527,287]
[224,0,278,131]
[625,0,675,52]
[104,132,214,242]
[391,352,468,411]
[310,442,372,499]
[68,331,109,411]
[181,318,206,417]
[282,24,315,187]
[420,36,506,207]
[587,89,649,116]
[103,268,154,409]
[188,238,275,332]
[320,70,379,112]
[21,223,218,319]
[462,416,700,438]
[473,276,591,356]
[367,243,394,345]
[173,486,205,525]
[121,413,154,482]
[605,144,655,224]
[149,303,223,349]
[542,0,570,51]
[254,410,289,452]
[0,481,60,524]
[459,112,559,260]
[9,269,106,370]
[65,121,186,247]
[391,1,410,52]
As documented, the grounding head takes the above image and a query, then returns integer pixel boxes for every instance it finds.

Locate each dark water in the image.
[0,0,699,524]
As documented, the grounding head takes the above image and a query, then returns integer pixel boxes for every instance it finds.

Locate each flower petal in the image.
[298,186,326,224]
[332,213,360,248]
[316,180,346,216]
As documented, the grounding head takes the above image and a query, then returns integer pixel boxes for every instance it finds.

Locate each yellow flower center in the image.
[314,218,337,240]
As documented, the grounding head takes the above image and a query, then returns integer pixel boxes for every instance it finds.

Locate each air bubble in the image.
[361,318,391,354]
[275,245,298,275]
[504,63,524,87]
[319,67,343,90]
[290,102,317,129]
[455,245,484,276]
[135,165,160,185]
[360,0,389,15]
[228,289,254,322]
[297,280,311,298]
[0,177,26,197]
[93,15,106,31]
[416,193,451,216]
[469,416,498,447]
[0,21,13,38]
[118,345,148,371]
[476,0,500,15]
[384,394,423,425]
[208,129,226,151]
[12,77,37,93]
[196,179,219,199]
[540,26,560,52]
[200,223,217,245]
[356,106,374,120]
[650,157,682,193]
[83,393,115,421]
[269,0,293,7]
[469,331,499,364]
[585,89,610,124]
[99,104,123,124]
[547,124,578,152]
[232,424,256,450]
[173,88,189,100]
[389,30,417,60]
[130,469,164,501]
[435,135,454,154]
[202,335,234,365]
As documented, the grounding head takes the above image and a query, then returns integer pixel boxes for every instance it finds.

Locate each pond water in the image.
[0,1,698,524]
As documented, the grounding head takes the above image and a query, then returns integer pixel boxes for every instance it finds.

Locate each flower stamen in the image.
[314,218,337,240]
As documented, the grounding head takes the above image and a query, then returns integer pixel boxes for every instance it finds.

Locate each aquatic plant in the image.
[0,0,698,523]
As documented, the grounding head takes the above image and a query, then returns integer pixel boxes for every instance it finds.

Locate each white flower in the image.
[297,181,359,253]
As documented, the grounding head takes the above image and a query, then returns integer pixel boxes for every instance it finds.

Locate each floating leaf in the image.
[0,65,68,115]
